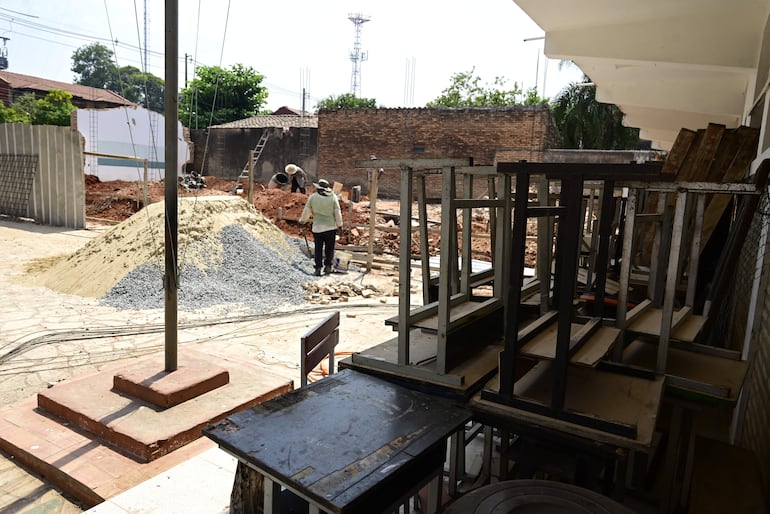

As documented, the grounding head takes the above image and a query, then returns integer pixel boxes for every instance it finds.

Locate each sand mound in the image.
[33,196,297,299]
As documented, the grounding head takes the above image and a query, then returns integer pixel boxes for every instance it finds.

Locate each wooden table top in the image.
[204,368,471,513]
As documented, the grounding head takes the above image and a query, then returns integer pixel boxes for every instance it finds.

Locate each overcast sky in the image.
[0,0,584,112]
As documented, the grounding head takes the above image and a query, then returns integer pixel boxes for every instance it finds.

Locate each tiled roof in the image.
[210,114,318,129]
[0,71,134,106]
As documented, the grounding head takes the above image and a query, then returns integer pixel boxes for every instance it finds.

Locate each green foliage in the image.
[0,90,76,126]
[31,90,76,126]
[427,69,542,107]
[72,43,116,89]
[71,43,164,112]
[179,64,268,128]
[550,79,640,150]
[113,65,165,113]
[7,93,37,121]
[315,93,378,110]
[0,100,30,123]
[523,87,548,106]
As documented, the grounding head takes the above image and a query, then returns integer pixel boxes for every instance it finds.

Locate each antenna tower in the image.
[348,13,370,96]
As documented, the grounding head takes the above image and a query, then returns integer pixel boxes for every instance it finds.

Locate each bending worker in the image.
[299,179,343,276]
[285,163,308,194]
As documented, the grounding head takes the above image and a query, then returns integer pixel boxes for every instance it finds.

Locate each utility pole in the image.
[164,0,179,372]
[348,13,370,96]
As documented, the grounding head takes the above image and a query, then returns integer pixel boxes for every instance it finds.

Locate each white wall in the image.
[75,106,190,182]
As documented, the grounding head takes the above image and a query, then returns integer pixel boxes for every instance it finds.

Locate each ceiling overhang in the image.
[515,0,769,149]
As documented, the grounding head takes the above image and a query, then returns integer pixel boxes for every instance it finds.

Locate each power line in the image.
[0,8,310,109]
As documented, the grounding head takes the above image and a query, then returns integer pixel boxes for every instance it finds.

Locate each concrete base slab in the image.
[37,349,293,462]
[0,348,293,508]
[113,353,230,408]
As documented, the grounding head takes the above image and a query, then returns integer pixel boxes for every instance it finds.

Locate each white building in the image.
[75,105,190,182]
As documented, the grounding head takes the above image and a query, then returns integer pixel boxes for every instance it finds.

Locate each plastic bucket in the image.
[334,250,352,271]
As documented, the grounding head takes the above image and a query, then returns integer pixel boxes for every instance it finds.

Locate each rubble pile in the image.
[303,281,393,305]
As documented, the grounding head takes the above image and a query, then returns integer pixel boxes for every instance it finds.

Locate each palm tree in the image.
[551,76,641,150]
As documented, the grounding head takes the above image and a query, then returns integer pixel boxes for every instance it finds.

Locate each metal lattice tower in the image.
[348,13,370,96]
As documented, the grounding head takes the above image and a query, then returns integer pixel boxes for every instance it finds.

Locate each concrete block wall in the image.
[190,127,318,183]
[317,106,560,198]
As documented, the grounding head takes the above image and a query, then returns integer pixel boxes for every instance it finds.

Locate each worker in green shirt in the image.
[299,179,343,276]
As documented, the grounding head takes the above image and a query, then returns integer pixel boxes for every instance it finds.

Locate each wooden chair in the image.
[300,311,340,387]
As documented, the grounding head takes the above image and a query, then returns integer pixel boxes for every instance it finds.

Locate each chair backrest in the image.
[300,311,340,387]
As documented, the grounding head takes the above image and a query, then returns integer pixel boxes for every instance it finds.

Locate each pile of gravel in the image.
[101,224,317,312]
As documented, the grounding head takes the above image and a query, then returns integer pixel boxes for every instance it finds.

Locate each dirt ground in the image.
[85,175,536,265]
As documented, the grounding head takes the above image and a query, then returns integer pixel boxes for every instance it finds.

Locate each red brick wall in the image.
[318,106,561,198]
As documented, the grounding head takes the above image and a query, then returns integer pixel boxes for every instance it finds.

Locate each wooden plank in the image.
[622,339,747,402]
[660,128,697,178]
[343,330,503,398]
[676,124,724,182]
[625,298,653,325]
[411,297,502,334]
[638,128,701,263]
[670,312,707,342]
[520,323,619,366]
[572,327,621,366]
[703,129,739,182]
[474,367,664,451]
[700,126,760,248]
[626,306,703,342]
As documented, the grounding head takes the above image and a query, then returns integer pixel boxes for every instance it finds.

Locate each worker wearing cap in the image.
[299,179,343,276]
[285,163,308,194]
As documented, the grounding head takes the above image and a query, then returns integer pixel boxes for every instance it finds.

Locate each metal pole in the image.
[247,150,254,204]
[164,0,179,372]
[143,159,149,208]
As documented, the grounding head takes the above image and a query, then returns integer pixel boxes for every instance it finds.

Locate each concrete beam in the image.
[580,62,751,116]
[545,12,761,72]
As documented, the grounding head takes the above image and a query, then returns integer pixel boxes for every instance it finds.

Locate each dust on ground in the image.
[84,174,534,265]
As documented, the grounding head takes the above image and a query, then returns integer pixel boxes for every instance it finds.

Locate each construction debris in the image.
[303,280,391,304]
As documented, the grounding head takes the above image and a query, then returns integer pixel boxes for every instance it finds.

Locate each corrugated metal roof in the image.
[0,71,134,106]
[210,114,318,129]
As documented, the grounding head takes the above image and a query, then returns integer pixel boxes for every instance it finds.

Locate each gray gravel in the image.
[101,224,317,312]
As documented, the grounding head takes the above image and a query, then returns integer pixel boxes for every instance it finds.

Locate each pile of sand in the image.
[32,196,297,299]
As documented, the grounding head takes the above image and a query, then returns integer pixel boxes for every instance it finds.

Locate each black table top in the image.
[204,368,471,513]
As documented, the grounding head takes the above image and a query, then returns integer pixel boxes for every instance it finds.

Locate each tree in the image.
[427,69,543,107]
[6,93,37,122]
[0,90,76,126]
[0,100,30,123]
[31,90,76,126]
[179,64,268,128]
[72,43,116,90]
[315,93,377,110]
[113,65,165,113]
[71,43,164,112]
[550,78,641,150]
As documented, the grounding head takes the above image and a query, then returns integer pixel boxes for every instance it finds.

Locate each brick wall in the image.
[318,106,560,198]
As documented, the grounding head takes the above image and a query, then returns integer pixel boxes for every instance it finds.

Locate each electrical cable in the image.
[0,303,396,366]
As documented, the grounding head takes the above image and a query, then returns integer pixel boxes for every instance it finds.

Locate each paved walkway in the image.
[0,218,401,513]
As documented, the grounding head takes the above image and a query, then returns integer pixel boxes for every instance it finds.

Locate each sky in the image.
[0,0,584,112]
